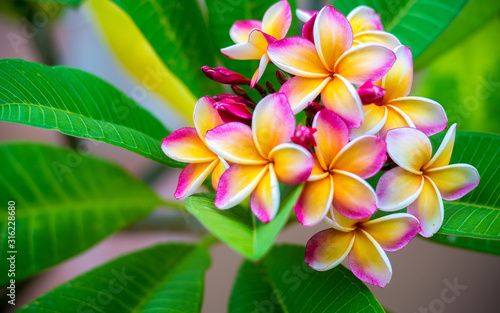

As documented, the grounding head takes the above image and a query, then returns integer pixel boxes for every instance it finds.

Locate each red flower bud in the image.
[307,101,324,116]
[357,81,386,106]
[212,95,253,125]
[201,66,250,85]
[291,125,317,150]
[275,70,289,85]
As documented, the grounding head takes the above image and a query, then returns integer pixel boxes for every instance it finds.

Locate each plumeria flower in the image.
[351,45,448,139]
[348,6,401,49]
[162,96,228,199]
[305,208,421,287]
[347,5,383,33]
[295,109,387,226]
[298,5,401,49]
[205,93,314,223]
[376,125,480,237]
[296,8,316,22]
[268,6,396,128]
[221,0,292,88]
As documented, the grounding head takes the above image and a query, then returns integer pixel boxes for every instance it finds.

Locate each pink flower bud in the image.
[212,95,253,125]
[292,125,317,149]
[201,66,251,85]
[357,81,386,106]
[213,94,254,107]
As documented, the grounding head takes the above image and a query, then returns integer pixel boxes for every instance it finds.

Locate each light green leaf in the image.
[18,243,211,312]
[430,131,500,239]
[229,244,384,313]
[0,143,160,285]
[0,59,182,167]
[109,0,222,97]
[427,233,500,256]
[185,186,302,260]
[333,0,469,58]
[412,17,500,134]
[415,0,500,69]
[205,0,299,89]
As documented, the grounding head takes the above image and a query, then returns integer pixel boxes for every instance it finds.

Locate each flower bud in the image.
[276,70,289,85]
[231,85,247,96]
[212,95,253,125]
[305,102,324,126]
[213,94,254,107]
[357,81,385,106]
[201,66,250,85]
[266,81,276,93]
[291,125,317,149]
[307,101,324,116]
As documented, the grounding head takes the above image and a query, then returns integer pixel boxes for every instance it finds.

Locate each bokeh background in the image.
[0,0,499,312]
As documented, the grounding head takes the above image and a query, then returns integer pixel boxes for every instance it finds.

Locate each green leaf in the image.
[185,186,302,261]
[109,0,221,97]
[25,0,83,5]
[18,243,211,312]
[429,131,500,239]
[229,244,384,313]
[412,17,500,134]
[333,0,469,58]
[205,0,299,88]
[415,0,500,69]
[0,59,182,167]
[427,233,500,256]
[0,143,160,285]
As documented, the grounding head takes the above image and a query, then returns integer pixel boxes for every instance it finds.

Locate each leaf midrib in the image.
[444,200,500,211]
[0,198,158,218]
[0,102,162,142]
[259,262,291,313]
[129,245,204,313]
[437,230,500,241]
[385,0,419,31]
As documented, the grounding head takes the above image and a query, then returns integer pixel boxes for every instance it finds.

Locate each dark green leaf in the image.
[427,233,500,256]
[430,131,500,239]
[110,0,222,97]
[333,0,469,58]
[0,143,160,285]
[185,186,302,260]
[0,59,182,167]
[18,243,211,312]
[229,244,384,313]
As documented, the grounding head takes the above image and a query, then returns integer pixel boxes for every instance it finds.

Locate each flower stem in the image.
[254,83,268,97]
[160,198,186,211]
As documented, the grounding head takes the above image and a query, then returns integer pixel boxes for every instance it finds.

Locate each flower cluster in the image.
[162,1,480,288]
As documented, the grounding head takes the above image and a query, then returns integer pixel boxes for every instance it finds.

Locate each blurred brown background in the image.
[0,2,499,313]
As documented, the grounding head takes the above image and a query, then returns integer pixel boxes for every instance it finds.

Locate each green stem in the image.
[199,234,218,247]
[160,198,186,211]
